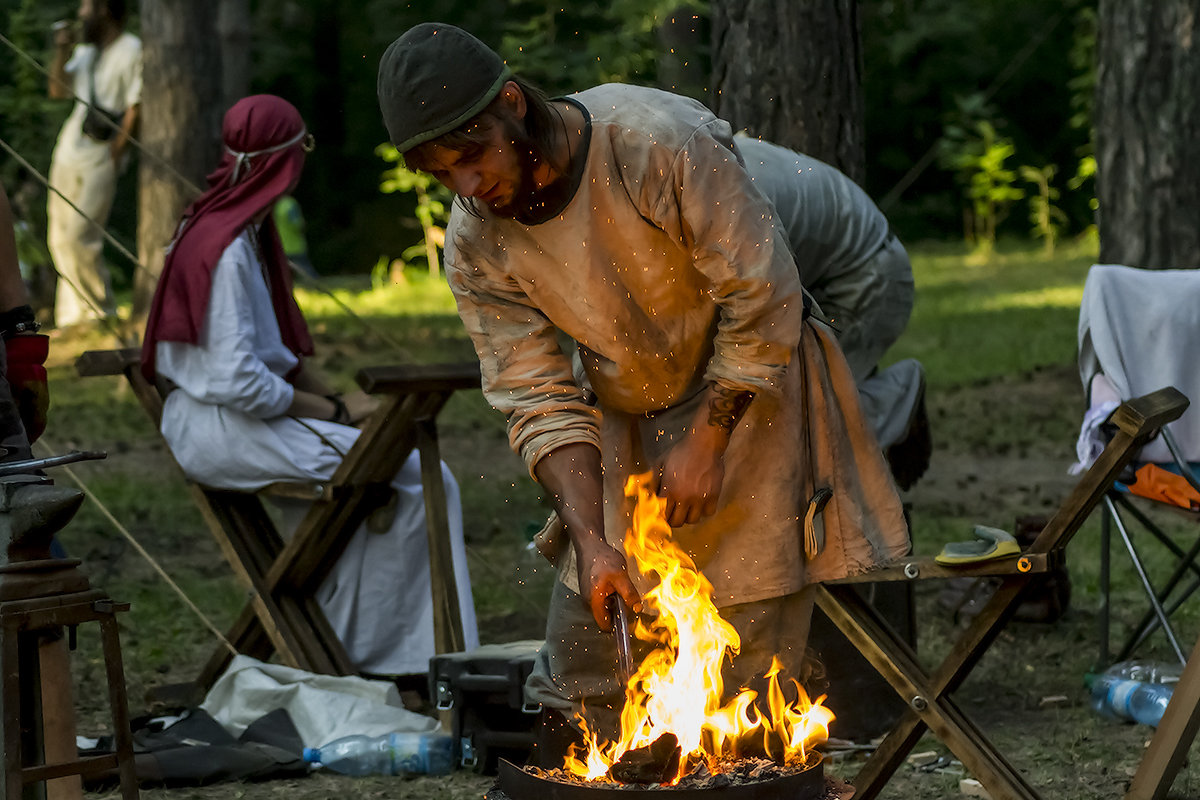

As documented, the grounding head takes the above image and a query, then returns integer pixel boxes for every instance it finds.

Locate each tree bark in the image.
[711,0,865,184]
[1095,0,1200,269]
[218,0,252,111]
[134,1,223,324]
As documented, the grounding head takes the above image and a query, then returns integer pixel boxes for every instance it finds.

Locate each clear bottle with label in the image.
[1090,676,1174,727]
[302,731,455,776]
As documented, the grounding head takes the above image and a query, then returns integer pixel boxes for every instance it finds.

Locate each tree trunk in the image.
[711,0,865,184]
[218,0,252,111]
[1095,0,1200,268]
[133,1,223,325]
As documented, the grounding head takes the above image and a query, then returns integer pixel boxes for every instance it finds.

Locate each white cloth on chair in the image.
[1077,263,1200,466]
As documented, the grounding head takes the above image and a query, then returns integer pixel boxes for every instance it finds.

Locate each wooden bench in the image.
[76,348,480,690]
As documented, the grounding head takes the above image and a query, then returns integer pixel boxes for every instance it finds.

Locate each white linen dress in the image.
[156,230,478,675]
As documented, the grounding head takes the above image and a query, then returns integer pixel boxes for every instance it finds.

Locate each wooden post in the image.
[1126,629,1200,800]
[38,633,82,800]
[416,416,465,655]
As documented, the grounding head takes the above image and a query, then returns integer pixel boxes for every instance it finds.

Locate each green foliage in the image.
[376,143,452,277]
[1019,164,1068,256]
[1069,153,1099,223]
[939,118,1025,259]
[497,0,705,96]
[0,0,70,222]
[1066,6,1098,136]
[862,0,1096,239]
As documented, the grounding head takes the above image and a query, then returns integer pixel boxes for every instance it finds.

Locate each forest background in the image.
[3,2,1200,799]
[0,0,1100,291]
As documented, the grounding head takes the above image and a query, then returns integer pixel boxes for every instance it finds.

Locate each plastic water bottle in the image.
[1090,676,1174,727]
[1099,659,1181,686]
[302,731,455,776]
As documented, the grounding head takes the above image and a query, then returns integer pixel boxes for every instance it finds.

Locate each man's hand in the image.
[534,442,642,628]
[656,423,726,526]
[574,535,641,631]
[653,382,752,528]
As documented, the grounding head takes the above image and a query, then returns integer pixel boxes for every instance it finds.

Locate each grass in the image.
[885,235,1099,389]
[35,238,1200,799]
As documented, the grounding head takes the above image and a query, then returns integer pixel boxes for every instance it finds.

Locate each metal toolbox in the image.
[429,639,544,774]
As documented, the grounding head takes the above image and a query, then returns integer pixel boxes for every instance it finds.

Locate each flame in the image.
[562,473,833,783]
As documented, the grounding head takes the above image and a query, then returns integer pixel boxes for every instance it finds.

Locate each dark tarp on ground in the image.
[81,707,309,788]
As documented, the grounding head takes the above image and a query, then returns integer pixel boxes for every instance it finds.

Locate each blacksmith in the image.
[377,22,909,760]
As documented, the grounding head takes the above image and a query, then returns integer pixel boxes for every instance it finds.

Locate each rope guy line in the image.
[37,436,238,656]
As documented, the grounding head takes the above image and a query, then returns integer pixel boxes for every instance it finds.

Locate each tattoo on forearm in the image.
[708,385,754,431]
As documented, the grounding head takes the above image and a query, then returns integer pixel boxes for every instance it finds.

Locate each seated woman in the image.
[141,94,478,680]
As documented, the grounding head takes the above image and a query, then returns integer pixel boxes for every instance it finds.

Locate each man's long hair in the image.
[404,75,561,217]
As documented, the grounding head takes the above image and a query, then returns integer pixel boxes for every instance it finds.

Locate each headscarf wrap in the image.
[141,94,314,381]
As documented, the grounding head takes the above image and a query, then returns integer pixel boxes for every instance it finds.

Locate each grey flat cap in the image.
[377,22,513,153]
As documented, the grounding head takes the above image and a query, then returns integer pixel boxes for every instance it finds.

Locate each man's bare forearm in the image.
[48,49,71,99]
[534,442,605,546]
[706,382,753,433]
[111,104,139,162]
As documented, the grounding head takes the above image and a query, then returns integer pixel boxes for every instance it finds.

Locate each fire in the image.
[563,474,834,783]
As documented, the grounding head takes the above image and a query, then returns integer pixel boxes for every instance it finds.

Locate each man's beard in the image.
[81,15,105,44]
[486,124,542,221]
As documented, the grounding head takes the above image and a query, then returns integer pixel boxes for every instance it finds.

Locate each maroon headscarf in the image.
[141,94,315,381]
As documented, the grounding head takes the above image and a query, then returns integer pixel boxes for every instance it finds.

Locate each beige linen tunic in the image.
[445,84,907,608]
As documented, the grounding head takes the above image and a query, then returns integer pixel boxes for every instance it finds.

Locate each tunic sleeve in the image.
[445,226,601,477]
[122,36,144,109]
[63,44,87,77]
[156,237,296,418]
[647,123,808,397]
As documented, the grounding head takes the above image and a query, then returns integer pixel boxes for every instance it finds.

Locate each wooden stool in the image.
[0,583,138,799]
[0,476,138,799]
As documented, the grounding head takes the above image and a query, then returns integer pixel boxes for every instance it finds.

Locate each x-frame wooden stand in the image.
[76,349,480,691]
[818,387,1189,800]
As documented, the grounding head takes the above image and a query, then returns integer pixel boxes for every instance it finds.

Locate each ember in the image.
[491,753,846,800]
[562,474,834,785]
[535,751,821,791]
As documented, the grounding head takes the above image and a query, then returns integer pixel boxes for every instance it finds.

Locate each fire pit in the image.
[492,754,835,800]
[490,474,854,799]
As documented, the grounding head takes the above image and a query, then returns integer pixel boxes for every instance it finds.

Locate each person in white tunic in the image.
[378,24,908,757]
[47,0,142,330]
[140,94,478,679]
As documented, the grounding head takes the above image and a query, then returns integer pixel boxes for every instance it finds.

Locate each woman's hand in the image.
[342,389,379,424]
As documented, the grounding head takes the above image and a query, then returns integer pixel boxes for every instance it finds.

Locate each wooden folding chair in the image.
[75,348,480,691]
[817,386,1189,800]
[1126,619,1200,800]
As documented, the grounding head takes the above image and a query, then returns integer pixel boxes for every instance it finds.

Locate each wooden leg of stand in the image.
[416,417,465,655]
[38,632,82,800]
[1126,629,1200,800]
